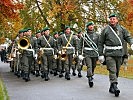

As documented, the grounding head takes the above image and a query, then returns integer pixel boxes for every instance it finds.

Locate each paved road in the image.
[0,61,133,100]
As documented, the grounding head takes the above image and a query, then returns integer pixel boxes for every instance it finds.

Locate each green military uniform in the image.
[38,27,55,81]
[79,21,99,87]
[98,13,133,97]
[53,31,60,76]
[21,28,38,82]
[58,26,78,80]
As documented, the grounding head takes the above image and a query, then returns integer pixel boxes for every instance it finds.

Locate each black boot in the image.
[72,70,77,76]
[35,70,40,77]
[78,71,82,78]
[25,73,30,82]
[44,73,49,81]
[65,72,70,80]
[41,71,45,78]
[88,77,93,88]
[54,70,58,76]
[113,82,120,97]
[59,71,63,78]
[17,70,21,78]
[109,83,115,94]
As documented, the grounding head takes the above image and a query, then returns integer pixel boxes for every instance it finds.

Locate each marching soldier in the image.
[98,13,133,97]
[57,26,78,80]
[14,29,24,77]
[53,31,60,76]
[38,27,55,81]
[21,28,38,82]
[34,30,42,77]
[79,21,99,87]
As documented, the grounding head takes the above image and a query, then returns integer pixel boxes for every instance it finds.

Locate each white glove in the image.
[54,55,58,59]
[78,55,84,60]
[58,51,61,54]
[34,54,38,59]
[98,56,105,64]
[73,54,76,57]
[131,44,133,50]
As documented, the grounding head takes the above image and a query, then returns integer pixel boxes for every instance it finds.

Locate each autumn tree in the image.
[0,0,23,43]
[118,0,133,35]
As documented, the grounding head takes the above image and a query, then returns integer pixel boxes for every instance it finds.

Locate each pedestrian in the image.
[98,13,133,97]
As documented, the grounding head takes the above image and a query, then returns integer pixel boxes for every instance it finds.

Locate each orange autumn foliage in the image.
[0,0,23,19]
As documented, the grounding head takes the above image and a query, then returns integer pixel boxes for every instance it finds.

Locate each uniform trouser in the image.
[52,57,59,71]
[41,54,53,73]
[58,59,64,72]
[106,56,122,83]
[74,57,82,72]
[85,56,98,77]
[34,59,40,71]
[64,54,75,73]
[22,54,33,73]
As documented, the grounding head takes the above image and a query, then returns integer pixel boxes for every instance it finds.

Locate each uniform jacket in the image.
[38,35,55,55]
[57,33,78,54]
[98,24,133,57]
[79,30,99,57]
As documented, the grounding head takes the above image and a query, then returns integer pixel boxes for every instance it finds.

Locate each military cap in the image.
[86,21,94,27]
[18,30,24,34]
[109,13,117,18]
[23,29,28,32]
[53,31,58,35]
[36,30,41,34]
[59,32,64,35]
[65,26,71,30]
[42,27,50,32]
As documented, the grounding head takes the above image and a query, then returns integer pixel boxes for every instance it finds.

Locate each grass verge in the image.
[0,76,9,100]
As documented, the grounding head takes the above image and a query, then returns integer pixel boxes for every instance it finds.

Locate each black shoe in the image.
[25,73,30,82]
[65,73,70,80]
[54,71,58,76]
[109,83,115,94]
[50,70,54,74]
[59,73,63,78]
[72,72,77,76]
[78,72,82,78]
[41,74,44,78]
[17,71,21,78]
[88,77,93,88]
[35,70,40,77]
[44,73,49,81]
[113,82,120,97]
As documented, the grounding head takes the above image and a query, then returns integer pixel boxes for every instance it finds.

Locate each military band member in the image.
[34,30,42,77]
[98,13,133,97]
[38,27,55,81]
[53,31,60,76]
[79,21,99,87]
[57,26,78,80]
[21,28,38,82]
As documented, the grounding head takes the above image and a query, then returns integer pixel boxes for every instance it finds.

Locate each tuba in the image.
[17,37,30,50]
